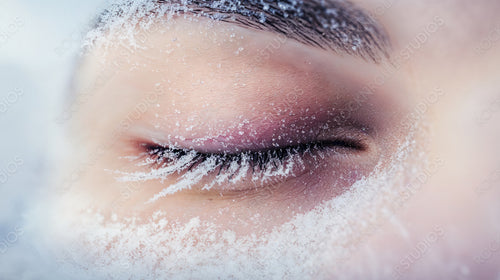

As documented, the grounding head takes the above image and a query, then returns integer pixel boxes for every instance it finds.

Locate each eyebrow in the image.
[94,0,390,62]
[154,0,391,62]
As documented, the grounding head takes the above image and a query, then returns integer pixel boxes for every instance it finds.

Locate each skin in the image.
[54,0,500,278]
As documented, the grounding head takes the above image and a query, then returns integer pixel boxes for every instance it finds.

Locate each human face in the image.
[48,0,500,278]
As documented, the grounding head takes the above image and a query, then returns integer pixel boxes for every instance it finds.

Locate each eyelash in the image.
[114,137,365,201]
[142,139,364,177]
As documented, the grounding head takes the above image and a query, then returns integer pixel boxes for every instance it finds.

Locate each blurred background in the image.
[0,0,106,266]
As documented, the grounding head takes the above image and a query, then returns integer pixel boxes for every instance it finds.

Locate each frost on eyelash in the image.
[114,147,306,202]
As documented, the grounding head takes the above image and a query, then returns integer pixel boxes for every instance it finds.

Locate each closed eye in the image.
[143,138,366,175]
[113,135,369,202]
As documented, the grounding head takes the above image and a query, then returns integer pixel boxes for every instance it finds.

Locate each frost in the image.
[40,123,426,279]
[115,144,304,202]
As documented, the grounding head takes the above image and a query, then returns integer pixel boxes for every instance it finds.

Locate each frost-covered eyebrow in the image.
[185,0,389,62]
[94,0,390,62]
[155,0,391,62]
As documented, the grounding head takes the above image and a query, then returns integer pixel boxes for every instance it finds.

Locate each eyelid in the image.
[142,134,367,156]
[130,118,373,156]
